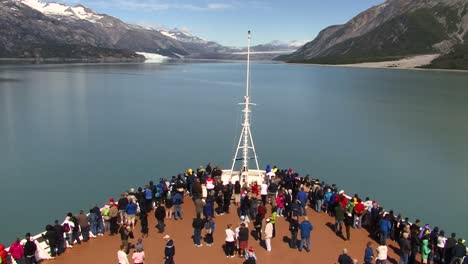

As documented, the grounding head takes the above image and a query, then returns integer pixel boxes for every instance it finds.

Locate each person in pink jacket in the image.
[276,191,286,217]
[8,238,24,263]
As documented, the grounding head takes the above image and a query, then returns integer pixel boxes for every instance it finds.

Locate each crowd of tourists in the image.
[1,163,466,264]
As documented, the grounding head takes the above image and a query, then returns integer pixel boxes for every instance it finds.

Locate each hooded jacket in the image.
[421,239,431,259]
[8,240,24,259]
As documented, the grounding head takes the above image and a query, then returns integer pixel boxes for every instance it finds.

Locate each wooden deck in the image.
[44,198,407,264]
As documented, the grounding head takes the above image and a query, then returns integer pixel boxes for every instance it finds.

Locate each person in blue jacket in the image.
[378,214,392,245]
[298,216,313,252]
[296,188,308,216]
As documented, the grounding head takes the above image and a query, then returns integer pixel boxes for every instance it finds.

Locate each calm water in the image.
[0,62,467,244]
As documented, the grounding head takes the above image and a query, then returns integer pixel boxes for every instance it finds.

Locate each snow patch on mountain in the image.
[19,0,103,23]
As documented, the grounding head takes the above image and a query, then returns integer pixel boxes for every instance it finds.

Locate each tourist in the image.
[163,192,172,220]
[109,202,119,236]
[119,224,131,253]
[410,229,422,264]
[244,246,257,264]
[267,180,279,207]
[215,190,225,215]
[131,247,145,264]
[270,209,277,238]
[194,197,204,218]
[421,237,431,264]
[344,212,353,241]
[42,225,57,258]
[102,204,111,233]
[125,198,137,229]
[8,238,24,264]
[63,213,76,248]
[248,194,258,220]
[399,232,411,264]
[452,239,467,263]
[172,190,184,220]
[135,238,143,252]
[338,248,354,264]
[225,224,236,258]
[163,234,175,264]
[376,241,388,264]
[155,202,166,233]
[436,230,447,263]
[91,204,105,236]
[289,215,299,249]
[237,223,249,257]
[234,181,241,206]
[444,233,457,263]
[118,193,129,223]
[334,203,346,236]
[379,214,392,245]
[23,233,37,264]
[223,184,232,214]
[139,210,149,238]
[53,220,66,255]
[117,244,130,264]
[254,212,263,241]
[296,187,308,216]
[353,199,365,228]
[364,242,374,264]
[276,191,286,217]
[0,244,7,264]
[87,209,98,238]
[192,178,202,200]
[192,215,204,247]
[264,218,273,252]
[204,216,215,246]
[313,183,324,212]
[77,210,90,241]
[323,188,333,214]
[260,181,268,206]
[298,216,313,252]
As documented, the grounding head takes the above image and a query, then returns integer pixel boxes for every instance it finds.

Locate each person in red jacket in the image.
[336,190,348,209]
[353,199,365,229]
[0,244,8,264]
[8,238,24,263]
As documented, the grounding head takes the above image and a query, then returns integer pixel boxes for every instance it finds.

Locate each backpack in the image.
[145,189,152,200]
[63,223,70,233]
[316,188,324,200]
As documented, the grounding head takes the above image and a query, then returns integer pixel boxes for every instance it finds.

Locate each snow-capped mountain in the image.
[19,0,103,22]
[1,0,303,61]
[158,28,208,44]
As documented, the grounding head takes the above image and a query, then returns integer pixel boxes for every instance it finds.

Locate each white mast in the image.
[229,30,261,182]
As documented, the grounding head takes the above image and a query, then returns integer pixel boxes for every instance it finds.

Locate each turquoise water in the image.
[0,62,467,244]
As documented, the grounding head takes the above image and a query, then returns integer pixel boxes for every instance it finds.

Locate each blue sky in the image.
[61,0,385,46]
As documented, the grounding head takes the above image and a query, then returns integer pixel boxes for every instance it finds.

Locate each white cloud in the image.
[206,3,232,9]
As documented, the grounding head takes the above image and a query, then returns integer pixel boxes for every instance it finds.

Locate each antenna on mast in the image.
[229,30,261,183]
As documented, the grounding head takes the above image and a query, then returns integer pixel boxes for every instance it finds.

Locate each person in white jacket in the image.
[62,215,75,248]
[264,218,273,252]
[117,245,130,264]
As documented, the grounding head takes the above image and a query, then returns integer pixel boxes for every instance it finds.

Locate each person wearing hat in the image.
[264,218,273,252]
[244,246,257,264]
[163,235,175,264]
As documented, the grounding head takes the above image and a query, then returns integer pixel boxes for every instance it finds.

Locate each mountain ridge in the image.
[278,0,468,70]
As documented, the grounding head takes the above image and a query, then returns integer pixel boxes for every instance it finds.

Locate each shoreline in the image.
[289,54,468,73]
